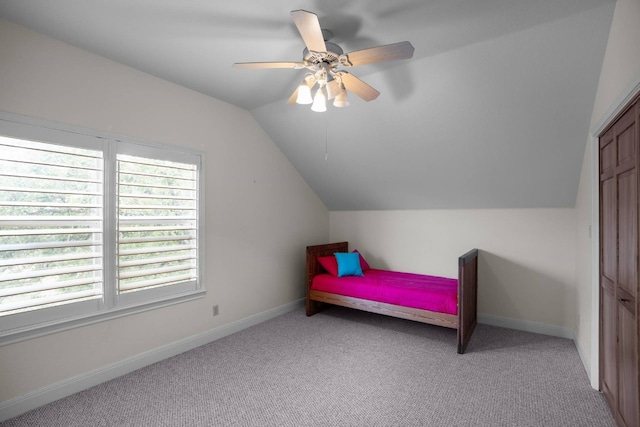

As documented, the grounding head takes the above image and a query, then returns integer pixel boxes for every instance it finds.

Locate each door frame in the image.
[591,75,640,389]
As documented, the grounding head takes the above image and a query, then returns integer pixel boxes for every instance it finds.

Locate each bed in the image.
[305,242,479,354]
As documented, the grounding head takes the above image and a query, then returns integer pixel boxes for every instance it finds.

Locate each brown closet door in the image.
[600,102,639,427]
[617,107,638,427]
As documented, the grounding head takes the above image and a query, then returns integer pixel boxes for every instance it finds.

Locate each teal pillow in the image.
[334,252,364,277]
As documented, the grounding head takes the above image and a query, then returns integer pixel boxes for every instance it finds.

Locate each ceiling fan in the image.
[233,9,414,112]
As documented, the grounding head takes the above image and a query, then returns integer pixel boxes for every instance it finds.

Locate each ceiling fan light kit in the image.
[233,9,414,113]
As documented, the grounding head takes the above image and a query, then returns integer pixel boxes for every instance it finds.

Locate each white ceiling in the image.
[0,0,616,210]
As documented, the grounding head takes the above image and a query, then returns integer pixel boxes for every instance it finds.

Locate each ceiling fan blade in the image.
[290,10,327,54]
[339,72,380,102]
[343,41,414,67]
[233,62,303,69]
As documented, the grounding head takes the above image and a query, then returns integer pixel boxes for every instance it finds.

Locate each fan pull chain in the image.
[325,109,329,160]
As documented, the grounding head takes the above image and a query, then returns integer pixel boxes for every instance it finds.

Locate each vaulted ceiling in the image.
[0,0,616,210]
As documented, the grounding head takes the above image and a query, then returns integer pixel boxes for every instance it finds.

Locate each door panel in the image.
[601,284,617,406]
[601,132,615,178]
[601,177,617,282]
[618,169,637,299]
[618,302,638,427]
[617,112,636,167]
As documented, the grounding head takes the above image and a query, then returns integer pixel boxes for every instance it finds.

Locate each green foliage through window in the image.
[0,136,103,315]
[117,154,198,293]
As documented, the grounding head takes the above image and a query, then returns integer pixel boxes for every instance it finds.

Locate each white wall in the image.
[574,146,594,370]
[330,209,576,334]
[574,0,640,386]
[0,19,329,408]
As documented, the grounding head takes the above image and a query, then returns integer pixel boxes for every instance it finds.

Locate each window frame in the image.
[0,112,206,346]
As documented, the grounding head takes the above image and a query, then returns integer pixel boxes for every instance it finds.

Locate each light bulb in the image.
[311,87,327,112]
[295,82,313,105]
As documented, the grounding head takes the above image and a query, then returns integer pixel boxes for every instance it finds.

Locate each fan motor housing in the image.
[303,41,343,64]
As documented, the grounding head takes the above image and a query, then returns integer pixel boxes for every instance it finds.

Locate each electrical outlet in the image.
[212,305,219,316]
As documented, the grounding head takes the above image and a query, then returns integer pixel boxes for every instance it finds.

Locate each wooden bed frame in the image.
[305,242,479,354]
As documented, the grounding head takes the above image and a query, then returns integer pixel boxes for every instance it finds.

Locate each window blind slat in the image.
[118,245,196,256]
[119,264,194,280]
[0,139,103,158]
[118,182,195,191]
[119,275,195,292]
[0,201,101,209]
[0,252,101,268]
[118,194,195,201]
[119,158,194,172]
[118,235,195,245]
[0,218,102,225]
[118,217,196,224]
[0,171,102,185]
[0,156,102,173]
[0,240,99,253]
[0,263,102,282]
[1,289,101,313]
[0,276,102,298]
[118,254,194,268]
[0,228,102,237]
[0,186,102,196]
[119,204,196,211]
[119,225,195,233]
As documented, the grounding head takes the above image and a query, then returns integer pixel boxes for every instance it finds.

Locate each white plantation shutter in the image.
[117,154,198,294]
[0,137,103,316]
[0,113,204,343]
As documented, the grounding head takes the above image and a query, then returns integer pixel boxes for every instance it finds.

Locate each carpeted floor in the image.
[1,307,615,426]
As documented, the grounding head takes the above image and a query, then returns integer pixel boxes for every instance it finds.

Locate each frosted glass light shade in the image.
[333,85,349,108]
[296,83,313,104]
[311,87,327,112]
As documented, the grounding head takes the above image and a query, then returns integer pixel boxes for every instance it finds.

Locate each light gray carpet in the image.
[1,307,615,426]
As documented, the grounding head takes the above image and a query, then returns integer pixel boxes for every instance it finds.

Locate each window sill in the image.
[0,289,206,347]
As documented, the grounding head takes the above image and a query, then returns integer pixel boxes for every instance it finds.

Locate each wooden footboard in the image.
[306,242,479,354]
[457,248,478,354]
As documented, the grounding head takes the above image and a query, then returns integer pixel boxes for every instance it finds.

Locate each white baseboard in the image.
[478,313,575,340]
[573,338,597,388]
[0,299,304,423]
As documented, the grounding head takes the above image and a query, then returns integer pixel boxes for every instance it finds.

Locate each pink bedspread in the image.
[311,269,458,315]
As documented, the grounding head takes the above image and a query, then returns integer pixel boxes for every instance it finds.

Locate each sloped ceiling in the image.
[0,0,615,210]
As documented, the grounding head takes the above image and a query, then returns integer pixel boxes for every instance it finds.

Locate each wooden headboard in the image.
[306,241,348,289]
[305,241,348,314]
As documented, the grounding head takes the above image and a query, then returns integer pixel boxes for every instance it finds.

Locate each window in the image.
[0,114,205,344]
[0,138,104,315]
